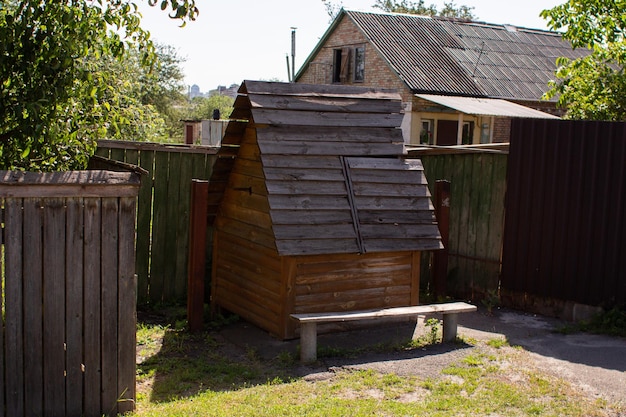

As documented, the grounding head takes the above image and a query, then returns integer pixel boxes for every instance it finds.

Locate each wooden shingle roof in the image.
[209,80,443,256]
[297,10,589,101]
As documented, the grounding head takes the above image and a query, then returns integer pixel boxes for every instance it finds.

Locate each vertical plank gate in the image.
[0,170,140,417]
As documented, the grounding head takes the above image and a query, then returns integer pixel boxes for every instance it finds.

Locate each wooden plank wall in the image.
[0,188,137,416]
[414,150,507,301]
[94,140,218,304]
[212,128,285,336]
[293,251,419,314]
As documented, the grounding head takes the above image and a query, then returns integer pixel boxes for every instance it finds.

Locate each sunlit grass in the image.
[130,320,620,417]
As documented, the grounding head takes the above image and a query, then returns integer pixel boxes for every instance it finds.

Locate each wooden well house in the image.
[209,81,443,339]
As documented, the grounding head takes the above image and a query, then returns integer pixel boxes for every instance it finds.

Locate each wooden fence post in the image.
[434,180,450,299]
[187,180,209,332]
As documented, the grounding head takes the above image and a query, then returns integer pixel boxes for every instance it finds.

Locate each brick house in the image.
[295,10,588,145]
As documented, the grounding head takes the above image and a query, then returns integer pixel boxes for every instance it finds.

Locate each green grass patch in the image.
[132,316,619,417]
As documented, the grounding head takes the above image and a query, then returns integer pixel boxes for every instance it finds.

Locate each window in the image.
[354,46,365,82]
[420,120,433,145]
[332,48,351,83]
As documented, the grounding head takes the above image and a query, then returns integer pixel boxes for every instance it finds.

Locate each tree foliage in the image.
[189,94,235,121]
[541,0,626,120]
[0,0,197,171]
[372,0,476,20]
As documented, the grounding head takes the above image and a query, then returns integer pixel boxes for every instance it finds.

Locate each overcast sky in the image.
[137,0,565,92]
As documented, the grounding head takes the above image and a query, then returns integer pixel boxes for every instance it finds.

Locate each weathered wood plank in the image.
[352,182,431,197]
[266,179,347,196]
[257,125,403,143]
[353,196,434,211]
[4,199,25,416]
[136,149,155,304]
[214,268,282,314]
[83,198,102,416]
[411,252,421,305]
[175,155,194,302]
[163,152,181,301]
[359,223,441,239]
[248,93,403,114]
[358,209,437,224]
[295,285,411,306]
[251,108,403,128]
[296,272,411,295]
[273,224,356,240]
[22,198,43,416]
[264,166,344,182]
[258,140,402,157]
[65,198,84,417]
[268,194,351,210]
[220,200,273,230]
[294,251,411,276]
[43,198,66,415]
[118,196,137,414]
[0,200,4,417]
[281,257,298,338]
[262,154,343,169]
[0,170,140,198]
[101,197,119,415]
[150,151,170,303]
[97,139,219,154]
[241,80,401,100]
[348,169,427,184]
[292,302,477,323]
[275,238,360,256]
[270,209,353,225]
[217,231,282,272]
[215,217,276,250]
[229,172,269,196]
[364,239,443,252]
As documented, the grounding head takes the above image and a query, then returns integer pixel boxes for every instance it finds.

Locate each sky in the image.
[137,0,564,93]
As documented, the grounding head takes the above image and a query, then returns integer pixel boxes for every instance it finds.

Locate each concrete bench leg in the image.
[300,322,317,363]
[442,313,458,342]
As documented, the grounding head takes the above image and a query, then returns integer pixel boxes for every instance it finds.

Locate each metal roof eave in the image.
[416,94,560,119]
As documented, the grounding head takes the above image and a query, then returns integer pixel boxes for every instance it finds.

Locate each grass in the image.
[129,309,623,417]
[558,307,626,337]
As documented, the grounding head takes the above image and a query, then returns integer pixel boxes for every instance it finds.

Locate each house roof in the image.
[210,80,443,256]
[296,10,588,102]
[416,94,560,118]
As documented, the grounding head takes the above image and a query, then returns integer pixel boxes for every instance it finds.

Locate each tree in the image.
[0,0,198,171]
[372,0,476,20]
[541,1,626,120]
[189,94,235,121]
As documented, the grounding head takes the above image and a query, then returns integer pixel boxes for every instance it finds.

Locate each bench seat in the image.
[291,301,477,363]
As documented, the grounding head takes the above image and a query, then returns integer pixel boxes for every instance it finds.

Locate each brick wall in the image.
[297,15,414,103]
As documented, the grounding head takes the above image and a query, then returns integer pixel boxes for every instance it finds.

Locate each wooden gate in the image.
[0,170,140,417]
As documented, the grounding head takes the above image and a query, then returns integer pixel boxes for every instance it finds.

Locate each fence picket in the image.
[23,198,44,416]
[4,199,25,416]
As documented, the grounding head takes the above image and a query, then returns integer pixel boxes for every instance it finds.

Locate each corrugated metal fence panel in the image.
[95,140,218,304]
[503,119,626,306]
[418,151,507,300]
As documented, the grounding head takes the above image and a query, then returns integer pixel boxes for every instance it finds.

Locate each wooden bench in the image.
[290,302,477,363]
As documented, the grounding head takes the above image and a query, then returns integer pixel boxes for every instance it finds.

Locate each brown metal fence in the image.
[0,170,140,417]
[93,140,218,305]
[502,119,626,308]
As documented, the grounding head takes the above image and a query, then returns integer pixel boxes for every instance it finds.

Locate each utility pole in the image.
[291,27,297,82]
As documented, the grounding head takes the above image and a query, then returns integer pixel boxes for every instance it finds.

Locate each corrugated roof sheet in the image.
[416,94,560,118]
[344,10,589,101]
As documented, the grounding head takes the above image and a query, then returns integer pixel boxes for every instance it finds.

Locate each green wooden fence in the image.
[94,140,218,305]
[413,148,508,301]
[95,141,506,306]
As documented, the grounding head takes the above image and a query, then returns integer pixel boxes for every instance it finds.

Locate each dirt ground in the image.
[216,306,626,408]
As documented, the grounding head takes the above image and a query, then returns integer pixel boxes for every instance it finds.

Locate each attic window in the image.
[332,48,351,83]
